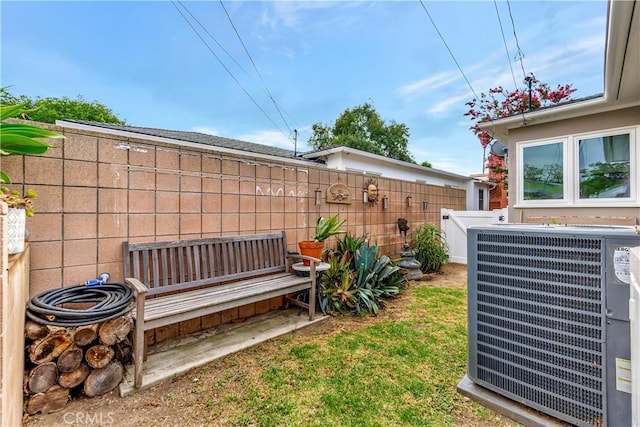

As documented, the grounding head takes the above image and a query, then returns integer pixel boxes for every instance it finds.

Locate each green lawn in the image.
[183,274,508,426]
[26,267,517,427]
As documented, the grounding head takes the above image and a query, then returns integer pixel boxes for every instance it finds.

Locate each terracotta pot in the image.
[298,241,325,266]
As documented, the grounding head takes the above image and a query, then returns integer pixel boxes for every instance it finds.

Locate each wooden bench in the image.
[122,231,319,387]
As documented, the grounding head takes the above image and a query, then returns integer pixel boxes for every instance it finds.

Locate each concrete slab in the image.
[119,309,328,397]
[457,374,567,426]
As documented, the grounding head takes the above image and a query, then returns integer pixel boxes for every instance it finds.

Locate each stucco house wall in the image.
[479,0,639,226]
[304,146,491,211]
[507,105,640,224]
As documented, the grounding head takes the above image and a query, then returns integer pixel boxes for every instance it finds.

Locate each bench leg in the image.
[309,267,316,321]
[134,297,146,388]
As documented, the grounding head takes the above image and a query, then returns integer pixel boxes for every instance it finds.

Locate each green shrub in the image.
[410,224,449,273]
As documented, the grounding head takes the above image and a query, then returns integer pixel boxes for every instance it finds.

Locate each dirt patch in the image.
[24,263,515,427]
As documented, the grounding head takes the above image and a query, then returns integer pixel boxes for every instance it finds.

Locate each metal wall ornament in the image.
[397,217,409,241]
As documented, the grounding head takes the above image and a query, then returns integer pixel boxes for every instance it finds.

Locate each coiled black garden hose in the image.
[26,283,134,326]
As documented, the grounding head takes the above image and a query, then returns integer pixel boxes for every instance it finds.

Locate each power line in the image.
[418,1,504,144]
[172,1,288,138]
[493,0,518,90]
[177,1,252,79]
[219,0,293,136]
[506,0,527,80]
[418,0,479,102]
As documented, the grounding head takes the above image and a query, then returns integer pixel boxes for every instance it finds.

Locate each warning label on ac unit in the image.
[616,358,631,394]
[614,247,631,284]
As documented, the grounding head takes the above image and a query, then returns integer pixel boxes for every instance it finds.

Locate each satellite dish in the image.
[489,140,508,157]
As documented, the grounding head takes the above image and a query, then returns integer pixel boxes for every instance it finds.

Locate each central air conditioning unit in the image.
[459,224,639,427]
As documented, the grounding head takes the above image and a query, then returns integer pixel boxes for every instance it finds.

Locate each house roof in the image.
[480,0,639,139]
[57,119,299,159]
[59,120,474,183]
[302,145,473,182]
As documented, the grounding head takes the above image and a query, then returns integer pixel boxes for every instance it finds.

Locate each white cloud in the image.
[427,91,474,115]
[268,2,363,30]
[398,71,461,98]
[236,129,298,151]
[192,126,221,136]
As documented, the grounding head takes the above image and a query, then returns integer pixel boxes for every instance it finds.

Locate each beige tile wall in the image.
[2,122,466,344]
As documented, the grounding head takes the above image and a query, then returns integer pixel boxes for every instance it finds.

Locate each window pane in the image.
[579,134,630,199]
[523,142,564,200]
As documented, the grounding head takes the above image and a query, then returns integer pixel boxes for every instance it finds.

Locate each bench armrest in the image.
[296,255,321,265]
[124,277,149,295]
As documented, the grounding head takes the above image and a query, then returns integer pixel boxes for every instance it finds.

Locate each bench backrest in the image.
[123,232,289,296]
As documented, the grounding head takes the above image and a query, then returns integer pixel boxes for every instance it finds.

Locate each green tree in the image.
[0,88,125,124]
[420,161,432,168]
[308,103,415,163]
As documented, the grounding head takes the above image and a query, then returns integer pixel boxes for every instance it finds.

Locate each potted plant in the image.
[1,187,37,254]
[1,97,63,253]
[298,214,346,265]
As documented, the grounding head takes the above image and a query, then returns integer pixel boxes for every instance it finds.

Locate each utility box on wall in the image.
[462,224,639,427]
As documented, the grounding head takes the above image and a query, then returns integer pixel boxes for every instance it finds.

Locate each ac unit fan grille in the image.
[473,232,604,425]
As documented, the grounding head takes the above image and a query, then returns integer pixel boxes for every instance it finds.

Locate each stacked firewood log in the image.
[23,314,133,415]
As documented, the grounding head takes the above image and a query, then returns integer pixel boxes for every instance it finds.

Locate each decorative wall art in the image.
[326,182,352,204]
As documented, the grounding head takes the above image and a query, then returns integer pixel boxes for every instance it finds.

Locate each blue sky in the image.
[1,1,607,176]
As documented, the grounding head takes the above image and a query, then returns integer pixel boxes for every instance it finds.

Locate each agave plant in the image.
[321,240,406,316]
[334,233,368,269]
[312,214,346,242]
[1,101,63,184]
[354,243,405,314]
[319,256,359,314]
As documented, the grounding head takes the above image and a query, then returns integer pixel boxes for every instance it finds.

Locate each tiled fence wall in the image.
[2,122,466,344]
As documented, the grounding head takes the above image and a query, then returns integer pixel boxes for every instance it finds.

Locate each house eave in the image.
[56,120,317,168]
[302,146,472,182]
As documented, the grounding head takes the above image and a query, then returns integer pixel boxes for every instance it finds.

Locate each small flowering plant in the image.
[1,186,37,217]
[464,79,577,186]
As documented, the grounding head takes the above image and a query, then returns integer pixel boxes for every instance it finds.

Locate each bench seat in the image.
[137,272,316,328]
[123,232,319,387]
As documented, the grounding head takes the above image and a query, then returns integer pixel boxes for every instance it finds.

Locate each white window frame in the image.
[516,125,639,208]
[517,137,569,207]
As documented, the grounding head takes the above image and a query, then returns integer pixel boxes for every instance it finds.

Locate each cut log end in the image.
[29,330,73,365]
[85,345,115,369]
[83,361,124,397]
[58,364,90,389]
[28,362,58,394]
[98,314,132,345]
[25,320,50,341]
[26,385,69,415]
[73,323,99,347]
[57,345,83,373]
